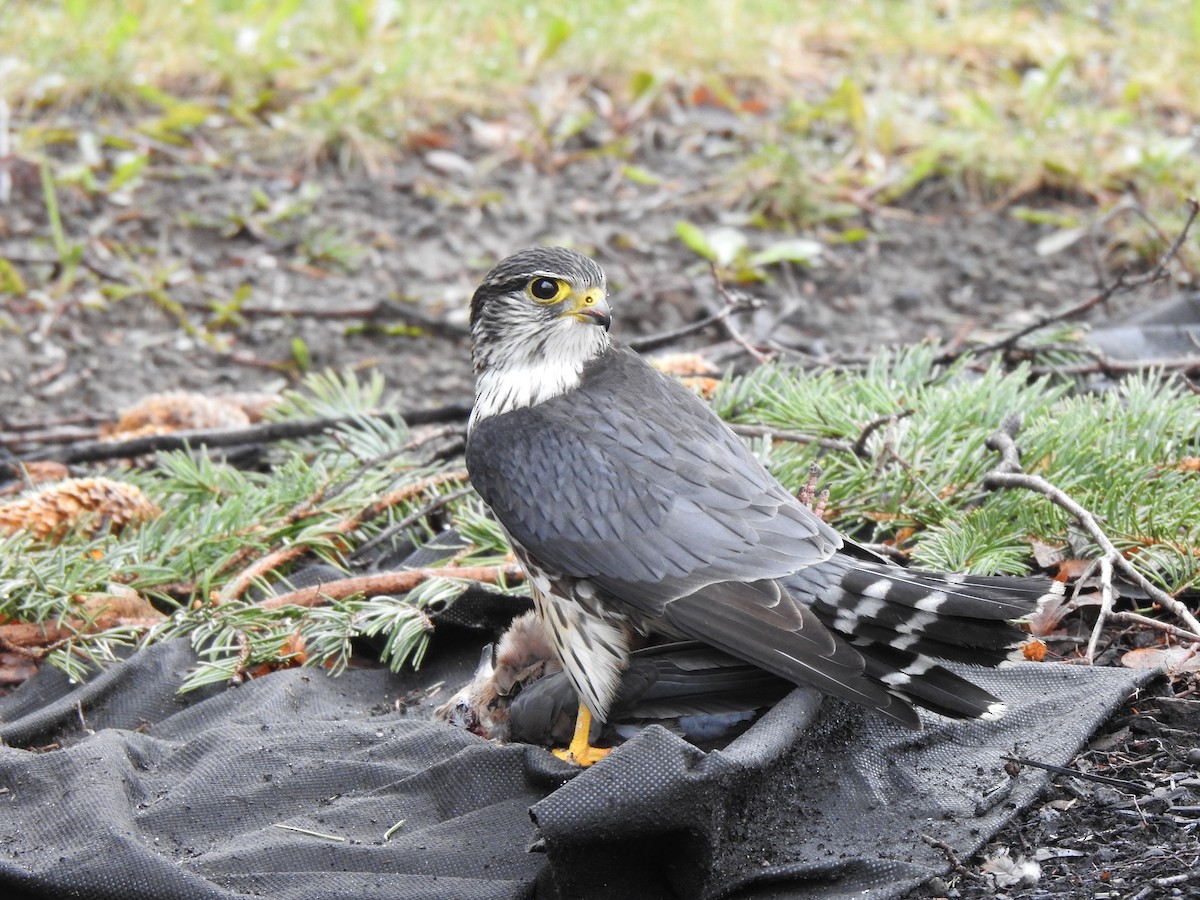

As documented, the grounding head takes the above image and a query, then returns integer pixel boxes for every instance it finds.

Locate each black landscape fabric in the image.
[0,622,1153,900]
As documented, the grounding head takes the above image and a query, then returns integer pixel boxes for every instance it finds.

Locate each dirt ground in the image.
[1,107,1143,423]
[2,107,1197,898]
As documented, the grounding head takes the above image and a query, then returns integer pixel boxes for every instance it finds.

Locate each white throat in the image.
[469,320,608,430]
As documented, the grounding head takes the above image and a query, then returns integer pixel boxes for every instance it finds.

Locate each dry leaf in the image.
[1120,646,1200,673]
[1054,558,1095,581]
[73,584,163,622]
[1030,538,1067,569]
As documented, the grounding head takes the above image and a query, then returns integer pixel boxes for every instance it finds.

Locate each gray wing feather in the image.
[467,343,841,611]
[660,582,922,729]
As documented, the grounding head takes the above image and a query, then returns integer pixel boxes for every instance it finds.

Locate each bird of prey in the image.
[465,246,1057,764]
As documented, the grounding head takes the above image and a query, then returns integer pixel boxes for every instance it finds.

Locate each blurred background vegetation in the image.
[4,0,1198,236]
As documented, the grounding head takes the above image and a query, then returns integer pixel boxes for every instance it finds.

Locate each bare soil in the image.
[2,107,1196,898]
[1,109,1140,422]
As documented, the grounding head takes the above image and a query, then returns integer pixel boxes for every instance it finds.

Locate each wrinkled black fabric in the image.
[1089,290,1200,361]
[0,628,1152,900]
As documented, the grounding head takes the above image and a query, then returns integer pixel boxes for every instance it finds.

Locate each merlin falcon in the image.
[465,247,1056,764]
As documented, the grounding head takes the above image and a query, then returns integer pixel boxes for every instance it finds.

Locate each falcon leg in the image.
[551,703,611,766]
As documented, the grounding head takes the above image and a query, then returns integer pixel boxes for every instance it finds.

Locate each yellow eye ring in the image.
[527,277,569,303]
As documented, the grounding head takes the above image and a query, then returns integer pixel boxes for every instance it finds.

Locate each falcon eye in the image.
[528,277,566,302]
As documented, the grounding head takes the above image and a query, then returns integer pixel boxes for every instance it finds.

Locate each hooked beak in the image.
[569,289,612,331]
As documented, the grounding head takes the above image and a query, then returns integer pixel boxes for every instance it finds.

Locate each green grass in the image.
[3,0,1199,226]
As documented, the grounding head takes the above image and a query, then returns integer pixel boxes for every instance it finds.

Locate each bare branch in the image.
[218,470,469,603]
[708,264,772,364]
[628,307,746,352]
[16,403,472,464]
[1083,554,1116,663]
[1107,611,1200,644]
[257,563,525,610]
[983,420,1200,639]
[851,409,915,459]
[728,423,854,453]
[938,197,1200,364]
[1028,357,1200,377]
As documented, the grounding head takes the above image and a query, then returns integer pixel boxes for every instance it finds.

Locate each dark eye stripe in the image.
[489,277,537,296]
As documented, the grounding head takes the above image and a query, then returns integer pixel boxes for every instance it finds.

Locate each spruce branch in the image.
[0,371,484,687]
[0,615,163,658]
[984,415,1200,640]
[211,426,462,583]
[351,484,474,560]
[257,564,525,610]
[218,469,468,603]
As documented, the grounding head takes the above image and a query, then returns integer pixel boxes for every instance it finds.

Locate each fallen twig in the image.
[1083,555,1116,664]
[850,409,915,459]
[1028,357,1200,376]
[257,563,525,609]
[179,297,470,340]
[629,305,754,353]
[728,423,854,453]
[1002,755,1151,795]
[984,416,1200,639]
[1106,611,1200,644]
[939,197,1200,364]
[1139,197,1200,283]
[919,834,981,882]
[219,470,469,603]
[0,413,106,433]
[20,403,472,464]
[708,264,771,364]
[941,288,1112,364]
[0,428,102,448]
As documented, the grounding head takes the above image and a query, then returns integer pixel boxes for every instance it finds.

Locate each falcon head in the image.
[468,247,612,426]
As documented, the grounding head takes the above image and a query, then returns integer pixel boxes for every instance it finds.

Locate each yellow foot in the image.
[551,703,612,767]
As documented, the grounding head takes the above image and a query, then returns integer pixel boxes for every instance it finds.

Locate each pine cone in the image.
[0,461,71,498]
[0,477,160,541]
[101,392,254,440]
[649,352,719,377]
